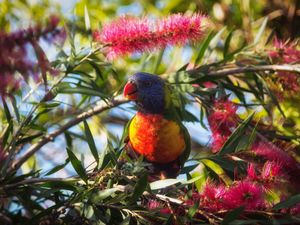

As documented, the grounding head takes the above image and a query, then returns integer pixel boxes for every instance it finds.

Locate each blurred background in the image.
[1,0,300,177]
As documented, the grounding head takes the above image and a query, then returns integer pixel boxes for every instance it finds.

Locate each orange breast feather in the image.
[129,112,186,163]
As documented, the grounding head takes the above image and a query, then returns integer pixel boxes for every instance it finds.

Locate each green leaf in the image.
[253,17,268,45]
[257,74,285,117]
[208,26,226,51]
[273,194,300,210]
[201,159,232,185]
[84,5,91,31]
[130,174,148,203]
[188,201,199,218]
[194,31,215,65]
[218,112,255,155]
[150,179,180,190]
[92,188,119,202]
[16,132,44,145]
[83,120,99,166]
[88,61,104,80]
[181,175,204,185]
[67,147,88,183]
[221,206,245,225]
[10,96,20,123]
[45,159,70,176]
[223,29,234,58]
[42,180,77,191]
[2,121,13,147]
[2,98,12,121]
[58,86,107,98]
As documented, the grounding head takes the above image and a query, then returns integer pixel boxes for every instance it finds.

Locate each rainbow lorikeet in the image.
[123,72,191,178]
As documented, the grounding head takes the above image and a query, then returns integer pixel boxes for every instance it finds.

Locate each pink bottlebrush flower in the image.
[251,142,300,172]
[269,38,300,64]
[200,182,227,211]
[247,161,285,189]
[159,207,172,215]
[290,203,300,215]
[208,98,238,152]
[95,16,153,59]
[155,14,206,46]
[0,15,65,96]
[261,161,283,180]
[203,81,216,88]
[247,163,259,181]
[211,132,229,153]
[268,38,300,94]
[94,13,207,59]
[185,192,201,206]
[147,199,161,210]
[0,147,7,162]
[224,181,265,210]
[0,74,21,97]
[208,99,238,133]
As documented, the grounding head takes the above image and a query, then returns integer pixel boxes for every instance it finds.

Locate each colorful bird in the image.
[123,72,191,178]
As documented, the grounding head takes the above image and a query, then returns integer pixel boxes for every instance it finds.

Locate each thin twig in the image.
[200,64,300,77]
[9,97,128,173]
[1,177,78,190]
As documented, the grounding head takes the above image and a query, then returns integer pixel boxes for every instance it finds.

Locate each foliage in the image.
[0,0,300,224]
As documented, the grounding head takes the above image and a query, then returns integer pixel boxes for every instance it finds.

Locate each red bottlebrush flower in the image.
[94,13,207,59]
[211,132,228,153]
[247,163,259,181]
[208,99,238,133]
[290,203,300,215]
[160,207,172,215]
[208,98,238,152]
[268,38,300,94]
[0,147,7,162]
[261,161,282,180]
[147,199,161,210]
[247,161,285,189]
[0,15,65,96]
[252,142,299,172]
[200,183,227,211]
[203,81,216,88]
[155,14,206,46]
[95,16,152,59]
[224,181,265,210]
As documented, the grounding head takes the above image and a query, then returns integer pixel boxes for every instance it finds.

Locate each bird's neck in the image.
[136,98,165,114]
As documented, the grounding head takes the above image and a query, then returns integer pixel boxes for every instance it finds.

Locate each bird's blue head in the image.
[123,72,165,114]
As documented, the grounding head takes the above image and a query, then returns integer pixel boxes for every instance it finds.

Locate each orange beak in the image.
[123,81,138,100]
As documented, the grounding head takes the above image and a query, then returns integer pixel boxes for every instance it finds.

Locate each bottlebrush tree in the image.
[0,3,300,225]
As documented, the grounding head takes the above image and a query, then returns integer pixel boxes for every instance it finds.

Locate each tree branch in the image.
[201,64,300,77]
[1,177,78,190]
[9,97,128,173]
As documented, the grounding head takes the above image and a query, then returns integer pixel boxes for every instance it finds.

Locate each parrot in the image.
[123,72,191,178]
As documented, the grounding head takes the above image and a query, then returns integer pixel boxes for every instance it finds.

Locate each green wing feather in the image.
[164,84,191,168]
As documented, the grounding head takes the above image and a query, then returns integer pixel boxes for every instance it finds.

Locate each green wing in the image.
[179,123,191,168]
[121,116,134,145]
[164,83,191,168]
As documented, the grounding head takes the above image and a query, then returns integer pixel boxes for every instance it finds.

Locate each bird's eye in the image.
[144,81,152,87]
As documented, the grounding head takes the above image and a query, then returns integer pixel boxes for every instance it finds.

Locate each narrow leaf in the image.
[222,206,245,225]
[273,194,300,210]
[83,120,99,166]
[67,148,88,183]
[131,174,148,203]
[84,5,91,31]
[223,29,234,58]
[150,179,180,190]
[194,31,215,65]
[92,188,119,202]
[254,17,268,45]
[218,112,255,155]
[45,159,70,176]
